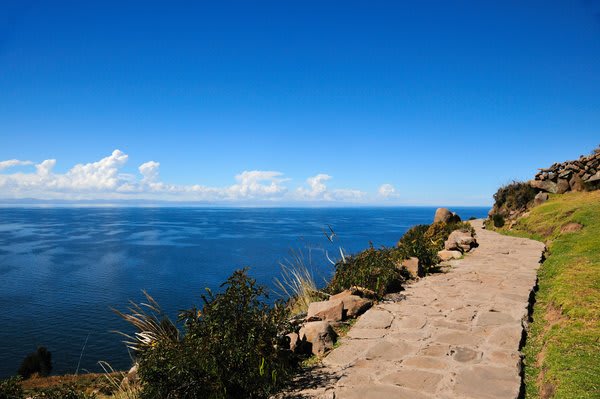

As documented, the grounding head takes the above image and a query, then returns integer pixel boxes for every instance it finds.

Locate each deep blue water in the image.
[0,206,489,378]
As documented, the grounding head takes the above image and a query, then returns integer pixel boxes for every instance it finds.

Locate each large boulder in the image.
[556,178,570,194]
[299,321,337,356]
[307,300,344,322]
[569,174,585,192]
[433,208,461,224]
[530,179,558,194]
[444,230,477,253]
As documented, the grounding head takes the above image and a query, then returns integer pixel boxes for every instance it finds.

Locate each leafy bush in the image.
[18,347,52,379]
[396,225,439,275]
[123,269,294,399]
[493,181,536,213]
[492,214,505,227]
[0,377,23,399]
[327,246,404,298]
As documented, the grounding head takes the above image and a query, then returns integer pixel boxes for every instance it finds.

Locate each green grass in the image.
[492,191,600,399]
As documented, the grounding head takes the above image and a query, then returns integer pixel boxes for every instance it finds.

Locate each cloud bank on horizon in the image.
[0,150,398,203]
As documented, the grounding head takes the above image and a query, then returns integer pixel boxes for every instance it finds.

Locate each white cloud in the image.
[297,174,331,199]
[0,159,33,171]
[227,170,288,199]
[0,149,369,203]
[378,183,399,199]
[297,173,365,201]
[139,161,160,184]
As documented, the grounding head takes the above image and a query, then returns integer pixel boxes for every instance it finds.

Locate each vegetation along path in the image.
[287,220,545,399]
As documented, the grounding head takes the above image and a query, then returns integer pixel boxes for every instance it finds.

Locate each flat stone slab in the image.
[277,220,545,398]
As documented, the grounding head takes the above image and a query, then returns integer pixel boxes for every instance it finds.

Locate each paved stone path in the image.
[284,220,545,399]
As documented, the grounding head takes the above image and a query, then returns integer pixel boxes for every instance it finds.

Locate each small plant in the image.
[396,225,439,275]
[118,269,294,399]
[18,347,52,379]
[0,376,24,399]
[492,213,505,228]
[327,245,404,298]
[274,250,326,316]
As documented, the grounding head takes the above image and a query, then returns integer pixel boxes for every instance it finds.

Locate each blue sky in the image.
[1,1,599,205]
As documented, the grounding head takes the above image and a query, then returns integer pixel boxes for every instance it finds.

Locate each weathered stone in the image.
[530,179,558,193]
[588,171,600,183]
[340,295,373,318]
[454,365,520,399]
[380,369,444,393]
[307,300,344,322]
[451,346,481,363]
[438,249,462,261]
[354,309,394,329]
[287,332,300,352]
[299,321,337,356]
[120,363,139,388]
[329,289,354,301]
[556,178,570,194]
[534,191,549,206]
[400,256,419,277]
[433,207,461,223]
[444,230,477,252]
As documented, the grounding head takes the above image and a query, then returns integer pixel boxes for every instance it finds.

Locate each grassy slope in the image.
[495,191,600,399]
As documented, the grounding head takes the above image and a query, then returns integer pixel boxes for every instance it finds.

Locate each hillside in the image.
[492,191,600,398]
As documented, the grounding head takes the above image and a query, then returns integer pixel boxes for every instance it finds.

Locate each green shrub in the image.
[492,214,505,227]
[327,246,404,298]
[0,377,23,399]
[493,181,536,213]
[129,269,293,399]
[396,225,439,275]
[18,347,52,379]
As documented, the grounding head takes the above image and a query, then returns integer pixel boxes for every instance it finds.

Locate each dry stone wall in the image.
[530,148,600,194]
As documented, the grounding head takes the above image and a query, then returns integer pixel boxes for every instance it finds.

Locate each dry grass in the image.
[112,290,180,353]
[274,249,327,315]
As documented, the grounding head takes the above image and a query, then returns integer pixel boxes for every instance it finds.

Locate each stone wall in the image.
[530,148,600,194]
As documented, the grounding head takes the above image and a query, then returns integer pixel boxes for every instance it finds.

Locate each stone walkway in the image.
[283,220,545,399]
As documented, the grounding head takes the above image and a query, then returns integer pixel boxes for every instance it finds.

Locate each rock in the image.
[433,208,461,223]
[529,179,558,193]
[121,363,139,387]
[533,192,549,206]
[438,249,462,261]
[444,230,477,253]
[298,321,337,356]
[569,174,585,192]
[556,178,570,194]
[287,332,300,353]
[340,295,373,318]
[325,291,372,318]
[401,257,419,277]
[588,171,600,183]
[307,300,344,322]
[329,289,354,301]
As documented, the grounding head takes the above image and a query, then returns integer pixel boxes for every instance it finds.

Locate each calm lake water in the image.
[0,206,489,378]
